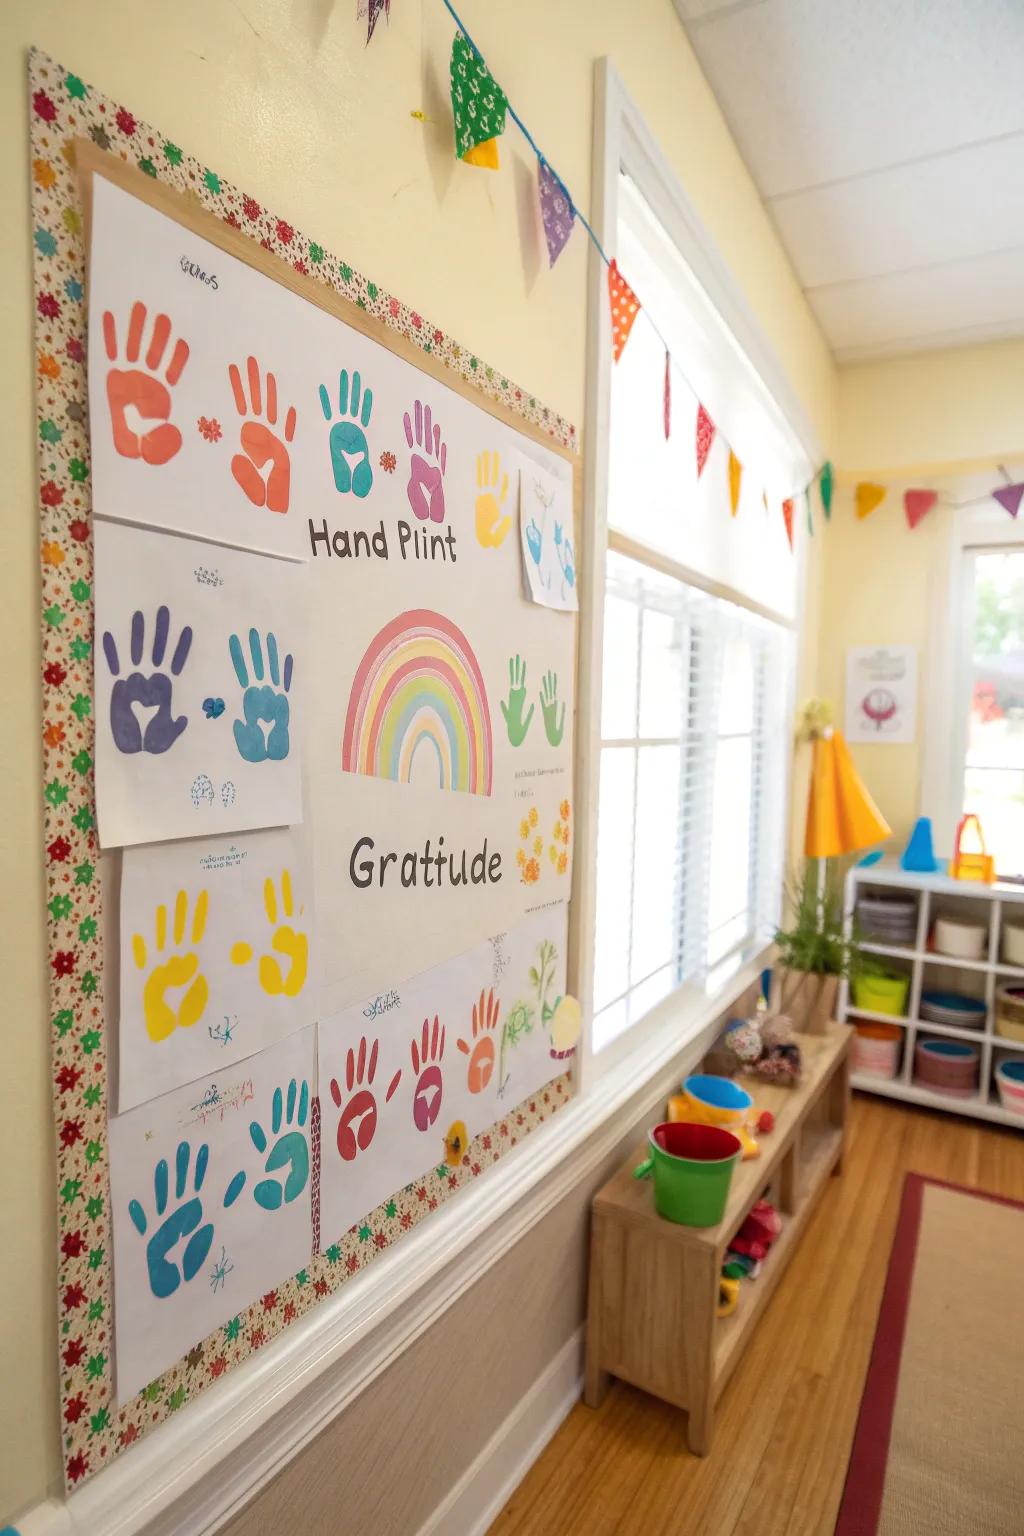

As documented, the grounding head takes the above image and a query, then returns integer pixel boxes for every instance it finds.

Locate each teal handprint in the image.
[128,1139,245,1300]
[320,368,373,498]
[249,1077,310,1210]
[501,654,534,748]
[230,628,293,763]
[539,670,566,747]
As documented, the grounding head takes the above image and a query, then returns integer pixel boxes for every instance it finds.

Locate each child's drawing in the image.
[102,300,189,465]
[102,606,193,756]
[518,459,578,612]
[403,399,447,523]
[475,450,513,548]
[329,1036,403,1161]
[230,628,293,763]
[228,356,296,514]
[457,989,500,1093]
[321,367,374,497]
[411,1016,446,1131]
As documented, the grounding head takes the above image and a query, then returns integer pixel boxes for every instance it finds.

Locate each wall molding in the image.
[8,961,760,1536]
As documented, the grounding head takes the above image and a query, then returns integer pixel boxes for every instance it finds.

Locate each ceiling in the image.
[675,0,1024,364]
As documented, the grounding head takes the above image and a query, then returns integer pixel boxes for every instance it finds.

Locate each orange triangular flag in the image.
[855,482,886,520]
[904,489,937,529]
[608,259,640,362]
[728,451,742,516]
[782,497,794,549]
[463,137,500,169]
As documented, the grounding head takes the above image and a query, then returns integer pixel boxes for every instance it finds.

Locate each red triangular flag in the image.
[782,497,794,550]
[993,483,1024,518]
[607,260,640,362]
[696,404,715,477]
[904,489,937,530]
[663,352,671,440]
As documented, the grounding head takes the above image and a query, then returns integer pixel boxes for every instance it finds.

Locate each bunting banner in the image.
[663,351,671,440]
[855,482,886,520]
[904,489,937,530]
[993,483,1024,519]
[819,461,834,519]
[537,160,574,267]
[367,0,390,42]
[728,451,742,517]
[696,403,715,478]
[450,32,508,163]
[782,497,794,550]
[608,259,640,362]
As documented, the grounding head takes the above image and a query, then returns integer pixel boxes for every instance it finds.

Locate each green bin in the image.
[633,1121,741,1227]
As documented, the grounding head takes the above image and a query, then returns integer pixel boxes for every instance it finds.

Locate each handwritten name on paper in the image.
[362,989,401,1021]
[180,255,219,289]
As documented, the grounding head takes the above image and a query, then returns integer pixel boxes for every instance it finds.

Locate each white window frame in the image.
[921,503,1024,858]
[572,60,820,1092]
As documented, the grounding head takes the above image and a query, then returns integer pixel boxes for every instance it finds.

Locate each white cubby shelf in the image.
[839,863,1024,1130]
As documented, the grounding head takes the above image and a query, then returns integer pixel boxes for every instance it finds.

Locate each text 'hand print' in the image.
[539,670,566,748]
[501,654,534,747]
[411,1016,445,1132]
[475,451,512,548]
[230,628,293,763]
[103,301,189,465]
[403,400,447,524]
[329,1036,402,1162]
[321,368,373,498]
[248,1078,310,1210]
[457,988,499,1093]
[103,606,193,755]
[229,357,296,514]
[231,869,307,997]
[128,1139,243,1300]
[133,889,209,1043]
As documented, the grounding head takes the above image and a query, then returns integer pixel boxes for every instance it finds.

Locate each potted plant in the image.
[772,860,860,1035]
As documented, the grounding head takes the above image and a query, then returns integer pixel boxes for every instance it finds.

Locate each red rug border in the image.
[834,1172,1024,1536]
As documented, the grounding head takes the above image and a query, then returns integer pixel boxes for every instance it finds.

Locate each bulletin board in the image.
[28,49,580,1489]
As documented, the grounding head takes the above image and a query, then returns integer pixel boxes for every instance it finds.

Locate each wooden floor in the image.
[489,1094,1024,1536]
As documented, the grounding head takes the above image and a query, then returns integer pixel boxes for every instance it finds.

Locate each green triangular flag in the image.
[450,33,508,161]
[819,461,833,519]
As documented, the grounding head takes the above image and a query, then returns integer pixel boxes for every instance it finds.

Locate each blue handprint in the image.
[102,606,192,754]
[248,1077,310,1210]
[320,368,373,498]
[554,522,576,599]
[525,516,543,568]
[128,1139,245,1300]
[229,628,293,763]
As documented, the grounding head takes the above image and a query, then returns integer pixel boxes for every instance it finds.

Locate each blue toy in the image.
[901,816,942,873]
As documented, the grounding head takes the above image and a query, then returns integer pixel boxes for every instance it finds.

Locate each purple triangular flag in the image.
[367,0,389,43]
[993,482,1024,518]
[538,161,575,268]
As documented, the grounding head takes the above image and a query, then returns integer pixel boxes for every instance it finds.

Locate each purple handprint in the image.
[403,400,447,524]
[102,605,192,755]
[410,1015,445,1132]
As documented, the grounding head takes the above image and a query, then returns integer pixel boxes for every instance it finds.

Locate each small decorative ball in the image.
[758,1110,775,1134]
[726,1022,762,1063]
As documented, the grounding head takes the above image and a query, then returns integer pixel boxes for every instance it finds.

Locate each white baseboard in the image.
[420,1328,584,1536]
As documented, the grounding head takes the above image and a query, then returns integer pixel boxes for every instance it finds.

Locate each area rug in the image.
[836,1172,1024,1535]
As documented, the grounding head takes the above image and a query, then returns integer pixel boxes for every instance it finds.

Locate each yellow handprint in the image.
[231,869,308,998]
[132,890,209,1044]
[474,450,512,549]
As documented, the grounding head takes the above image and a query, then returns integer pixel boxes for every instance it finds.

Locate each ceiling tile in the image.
[770,133,1024,288]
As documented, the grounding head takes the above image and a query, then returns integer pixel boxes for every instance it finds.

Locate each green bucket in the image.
[633,1121,741,1227]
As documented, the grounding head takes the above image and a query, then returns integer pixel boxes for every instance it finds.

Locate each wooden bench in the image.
[583,1020,851,1454]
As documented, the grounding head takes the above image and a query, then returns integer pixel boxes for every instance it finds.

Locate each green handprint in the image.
[539,670,565,748]
[500,655,534,748]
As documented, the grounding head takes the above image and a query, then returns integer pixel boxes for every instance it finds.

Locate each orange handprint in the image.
[103,301,189,465]
[457,988,499,1094]
[228,356,296,514]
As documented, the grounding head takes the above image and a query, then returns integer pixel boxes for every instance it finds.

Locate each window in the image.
[960,547,1024,877]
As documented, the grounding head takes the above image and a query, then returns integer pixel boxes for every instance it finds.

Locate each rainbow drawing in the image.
[342,609,493,795]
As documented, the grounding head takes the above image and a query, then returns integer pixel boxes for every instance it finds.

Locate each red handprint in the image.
[103,302,189,465]
[410,1016,446,1132]
[457,989,499,1094]
[329,1036,401,1162]
[229,356,296,514]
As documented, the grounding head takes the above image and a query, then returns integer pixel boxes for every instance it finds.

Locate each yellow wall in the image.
[815,340,1024,848]
[0,0,834,1516]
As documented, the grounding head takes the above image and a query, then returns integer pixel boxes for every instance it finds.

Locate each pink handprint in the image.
[403,400,447,524]
[329,1036,401,1162]
[410,1015,446,1132]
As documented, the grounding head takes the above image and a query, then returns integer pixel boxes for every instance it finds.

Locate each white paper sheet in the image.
[118,828,314,1111]
[94,520,306,847]
[518,456,578,611]
[317,904,574,1249]
[845,645,918,744]
[109,1025,315,1400]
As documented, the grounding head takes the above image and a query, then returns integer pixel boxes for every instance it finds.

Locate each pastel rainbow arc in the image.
[342,610,493,795]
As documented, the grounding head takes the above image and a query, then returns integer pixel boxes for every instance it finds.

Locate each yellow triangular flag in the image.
[728,451,742,516]
[463,137,500,169]
[855,482,886,520]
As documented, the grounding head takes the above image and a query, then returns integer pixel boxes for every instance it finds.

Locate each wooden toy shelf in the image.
[841,863,1024,1128]
[583,1022,850,1455]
